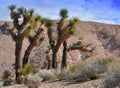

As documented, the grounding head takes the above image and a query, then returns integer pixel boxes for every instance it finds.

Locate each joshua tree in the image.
[8,5,44,83]
[59,9,78,69]
[45,9,78,69]
[58,9,68,69]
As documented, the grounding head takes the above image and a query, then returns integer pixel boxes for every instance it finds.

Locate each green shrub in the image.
[19,64,33,83]
[70,65,78,73]
[78,64,100,81]
[2,70,11,80]
[55,69,72,80]
[77,57,113,82]
[19,64,33,77]
[94,57,113,66]
[93,57,113,73]
[25,64,33,74]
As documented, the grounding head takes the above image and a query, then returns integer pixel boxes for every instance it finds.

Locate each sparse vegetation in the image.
[54,58,113,81]
[103,61,120,88]
[18,64,33,83]
[55,69,72,80]
[0,82,3,88]
[36,69,56,81]
[26,74,43,88]
[1,70,14,86]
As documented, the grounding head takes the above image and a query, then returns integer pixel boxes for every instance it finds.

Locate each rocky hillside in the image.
[0,21,120,76]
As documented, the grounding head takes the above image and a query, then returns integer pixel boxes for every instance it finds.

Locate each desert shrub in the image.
[0,82,3,88]
[1,70,14,86]
[94,57,114,73]
[76,58,113,82]
[55,69,72,80]
[19,64,33,83]
[36,69,56,81]
[33,66,40,73]
[93,57,113,73]
[19,64,33,76]
[70,65,78,74]
[2,70,11,80]
[26,74,43,88]
[25,64,33,74]
[78,64,100,81]
[104,75,120,88]
[103,61,120,88]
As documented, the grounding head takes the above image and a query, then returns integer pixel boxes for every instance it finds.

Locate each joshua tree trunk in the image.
[47,61,51,69]
[15,36,23,83]
[22,29,43,67]
[52,49,57,69]
[22,44,34,67]
[61,41,67,69]
[47,55,51,69]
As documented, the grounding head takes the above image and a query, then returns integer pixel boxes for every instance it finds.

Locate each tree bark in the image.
[47,55,51,69]
[22,43,34,67]
[61,41,67,69]
[15,37,23,84]
[52,49,57,69]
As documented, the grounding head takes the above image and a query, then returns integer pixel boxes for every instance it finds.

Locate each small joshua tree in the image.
[8,5,44,83]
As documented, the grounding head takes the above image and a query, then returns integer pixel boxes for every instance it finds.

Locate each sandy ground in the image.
[3,79,104,88]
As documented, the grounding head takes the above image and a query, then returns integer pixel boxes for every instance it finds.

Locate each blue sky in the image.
[0,0,120,24]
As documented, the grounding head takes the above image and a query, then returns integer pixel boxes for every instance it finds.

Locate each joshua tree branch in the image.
[20,15,32,31]
[22,28,44,67]
[13,18,21,30]
[68,41,95,52]
[10,29,17,41]
[47,28,55,48]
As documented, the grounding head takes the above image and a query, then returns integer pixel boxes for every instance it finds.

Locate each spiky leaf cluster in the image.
[60,9,68,18]
[8,4,16,12]
[45,19,52,28]
[8,4,34,20]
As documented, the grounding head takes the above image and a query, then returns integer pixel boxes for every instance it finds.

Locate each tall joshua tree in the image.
[58,9,68,69]
[8,5,44,83]
[45,9,78,69]
[59,9,79,69]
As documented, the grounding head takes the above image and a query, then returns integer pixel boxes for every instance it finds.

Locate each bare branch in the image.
[68,41,95,53]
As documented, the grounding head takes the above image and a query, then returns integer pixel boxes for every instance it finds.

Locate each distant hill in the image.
[0,20,120,76]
